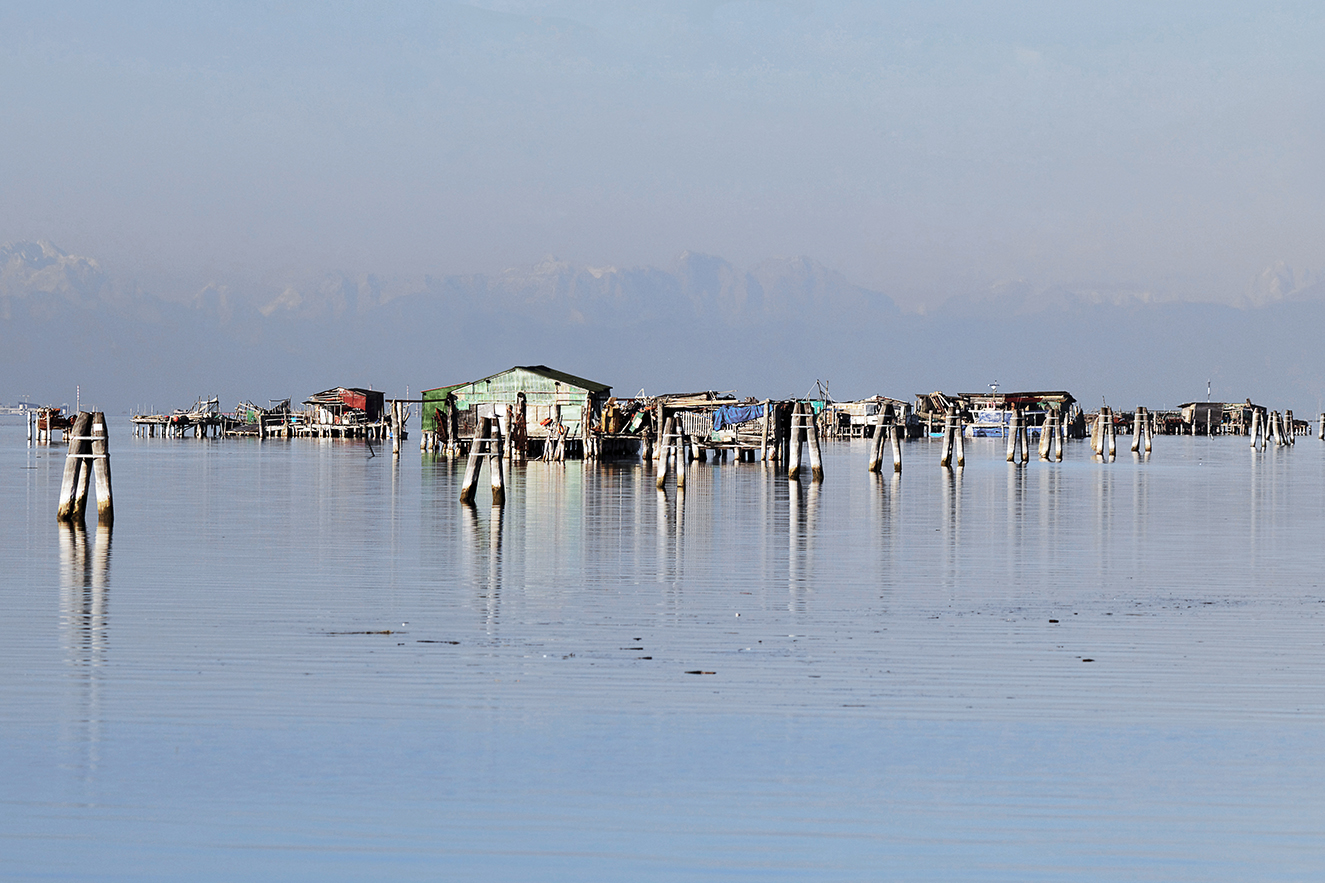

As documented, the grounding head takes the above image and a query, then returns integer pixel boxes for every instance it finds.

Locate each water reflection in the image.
[461,502,503,632]
[941,466,963,590]
[788,478,819,610]
[58,522,111,781]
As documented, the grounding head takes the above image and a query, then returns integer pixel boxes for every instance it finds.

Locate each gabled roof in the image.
[472,365,611,393]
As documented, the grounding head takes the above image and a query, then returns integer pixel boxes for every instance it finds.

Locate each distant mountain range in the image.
[4,240,1324,415]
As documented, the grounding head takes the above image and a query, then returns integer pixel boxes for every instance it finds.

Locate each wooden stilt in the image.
[760,400,771,462]
[656,416,674,489]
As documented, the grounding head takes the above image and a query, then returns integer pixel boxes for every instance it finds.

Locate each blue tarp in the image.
[713,404,766,431]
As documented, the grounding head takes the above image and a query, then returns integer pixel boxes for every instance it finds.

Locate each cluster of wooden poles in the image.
[1249,408,1295,451]
[55,412,114,526]
[1089,406,1154,461]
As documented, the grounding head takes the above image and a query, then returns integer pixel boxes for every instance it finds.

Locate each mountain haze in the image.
[2,241,1322,416]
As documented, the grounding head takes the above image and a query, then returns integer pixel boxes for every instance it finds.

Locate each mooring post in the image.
[868,418,883,473]
[760,400,771,462]
[891,422,903,473]
[940,410,953,468]
[490,415,506,506]
[676,422,688,489]
[656,416,674,490]
[654,402,666,462]
[807,404,824,482]
[459,417,491,504]
[1319,412,1324,440]
[90,412,113,525]
[56,412,93,522]
[954,410,965,467]
[788,404,805,479]
[1105,408,1116,459]
[1006,406,1020,463]
[1249,409,1260,449]
[1038,411,1053,460]
[1287,410,1296,445]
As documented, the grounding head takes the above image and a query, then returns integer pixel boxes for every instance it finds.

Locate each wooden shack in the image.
[422,366,612,459]
[299,387,386,438]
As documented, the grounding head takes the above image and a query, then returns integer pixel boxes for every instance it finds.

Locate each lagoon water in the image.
[3,423,1325,881]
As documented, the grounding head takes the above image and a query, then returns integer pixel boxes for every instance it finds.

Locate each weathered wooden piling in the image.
[56,412,93,523]
[939,410,953,468]
[788,404,805,479]
[1105,408,1116,459]
[656,416,675,490]
[868,420,884,473]
[90,413,113,525]
[1250,408,1262,449]
[459,417,504,504]
[760,400,771,462]
[490,417,506,505]
[891,423,903,473]
[1006,407,1020,463]
[1287,410,1296,445]
[1038,412,1053,460]
[1319,412,1324,440]
[807,404,824,481]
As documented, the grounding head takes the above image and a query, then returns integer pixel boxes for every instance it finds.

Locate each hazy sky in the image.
[3,1,1324,308]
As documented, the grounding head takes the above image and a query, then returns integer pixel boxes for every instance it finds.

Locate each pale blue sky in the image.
[3,1,1323,308]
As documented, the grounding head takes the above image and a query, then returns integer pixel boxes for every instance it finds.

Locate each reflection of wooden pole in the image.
[57,412,92,522]
[91,412,114,525]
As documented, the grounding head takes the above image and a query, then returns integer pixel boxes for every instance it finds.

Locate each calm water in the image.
[3,423,1325,881]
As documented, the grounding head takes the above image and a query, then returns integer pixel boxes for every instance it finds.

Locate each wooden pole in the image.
[807,404,824,482]
[1006,406,1019,462]
[939,410,953,468]
[868,417,883,473]
[56,412,92,523]
[656,416,674,490]
[1105,407,1116,459]
[1287,410,1296,445]
[891,422,903,473]
[788,404,804,479]
[954,410,965,467]
[654,402,666,462]
[459,417,490,504]
[90,412,113,525]
[1038,411,1052,460]
[490,414,506,506]
[760,400,771,462]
